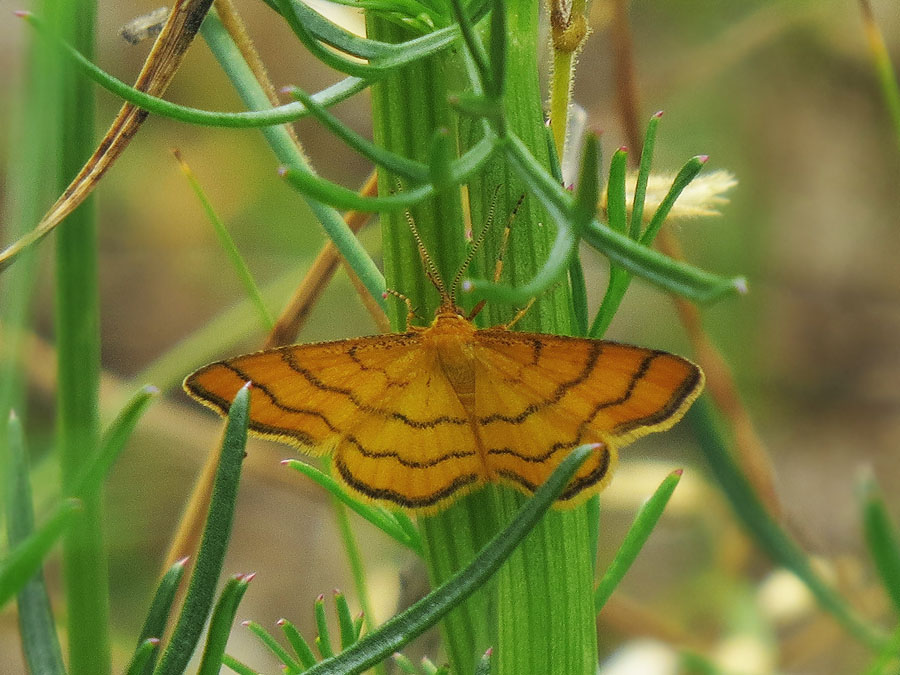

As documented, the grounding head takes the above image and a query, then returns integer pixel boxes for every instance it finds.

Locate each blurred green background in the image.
[1,1,898,673]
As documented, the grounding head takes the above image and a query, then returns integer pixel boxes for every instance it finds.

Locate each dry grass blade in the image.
[0,0,215,272]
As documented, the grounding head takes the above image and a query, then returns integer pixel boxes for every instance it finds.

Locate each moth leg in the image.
[501,296,537,330]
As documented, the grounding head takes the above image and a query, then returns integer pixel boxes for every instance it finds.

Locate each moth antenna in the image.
[450,184,502,302]
[404,208,447,299]
[383,288,418,330]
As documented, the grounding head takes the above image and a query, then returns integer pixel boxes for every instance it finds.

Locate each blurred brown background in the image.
[1,1,898,673]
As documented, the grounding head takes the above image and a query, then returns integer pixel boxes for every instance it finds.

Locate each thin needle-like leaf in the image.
[153,385,250,675]
[594,470,682,612]
[298,443,596,674]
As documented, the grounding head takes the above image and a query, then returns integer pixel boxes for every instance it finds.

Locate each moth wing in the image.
[472,330,703,501]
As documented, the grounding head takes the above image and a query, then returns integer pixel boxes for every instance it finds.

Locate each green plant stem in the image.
[464,1,598,672]
[367,13,497,671]
[547,0,588,161]
[50,3,110,674]
[549,47,576,161]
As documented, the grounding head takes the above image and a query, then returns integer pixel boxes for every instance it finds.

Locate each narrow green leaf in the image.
[17,12,370,128]
[494,132,745,305]
[5,412,67,675]
[221,654,259,675]
[640,155,707,246]
[263,0,410,59]
[860,473,900,616]
[72,384,158,499]
[274,0,462,78]
[590,140,630,337]
[279,134,496,213]
[488,0,507,100]
[858,0,900,152]
[284,459,421,554]
[582,219,745,303]
[573,135,601,230]
[315,594,334,658]
[863,623,900,675]
[547,124,587,337]
[125,639,161,675]
[605,147,628,234]
[299,443,596,674]
[136,557,188,675]
[393,652,418,674]
[629,111,662,238]
[588,266,628,338]
[449,93,504,122]
[279,618,318,669]
[392,511,422,553]
[244,621,306,673]
[284,86,429,182]
[154,385,250,675]
[448,0,493,95]
[689,397,886,650]
[0,499,81,608]
[594,470,682,612]
[198,576,255,675]
[175,151,274,330]
[334,590,357,649]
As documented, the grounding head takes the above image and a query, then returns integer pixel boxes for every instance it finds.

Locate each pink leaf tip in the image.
[13,10,30,18]
[672,468,684,477]
[697,154,709,163]
[652,110,665,118]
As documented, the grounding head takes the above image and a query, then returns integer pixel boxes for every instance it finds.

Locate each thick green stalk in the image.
[52,2,110,674]
[367,17,498,674]
[467,1,599,673]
